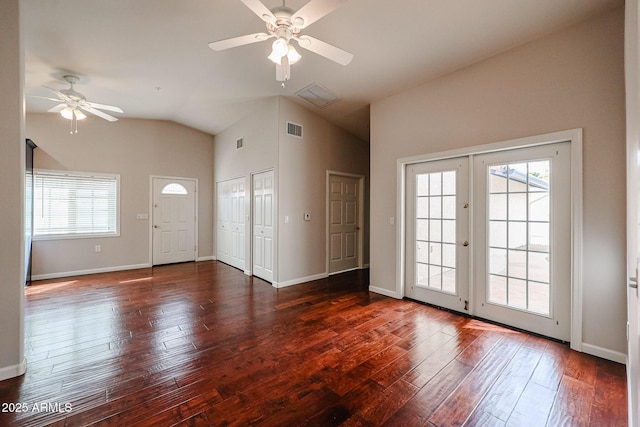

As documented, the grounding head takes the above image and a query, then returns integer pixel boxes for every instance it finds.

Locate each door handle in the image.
[154,225,160,229]
[461,240,469,247]
[630,276,638,289]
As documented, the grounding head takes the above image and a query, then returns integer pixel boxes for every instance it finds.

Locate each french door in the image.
[474,143,571,341]
[406,142,571,341]
[405,157,470,313]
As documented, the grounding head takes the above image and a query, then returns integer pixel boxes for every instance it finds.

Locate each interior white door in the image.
[216,177,246,271]
[253,170,274,282]
[473,143,571,341]
[152,177,196,265]
[625,0,640,421]
[328,174,360,274]
[405,157,470,313]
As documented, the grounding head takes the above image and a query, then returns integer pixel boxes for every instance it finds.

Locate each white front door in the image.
[216,177,246,271]
[253,170,274,282]
[328,174,361,274]
[152,177,196,265]
[473,143,571,341]
[405,157,470,313]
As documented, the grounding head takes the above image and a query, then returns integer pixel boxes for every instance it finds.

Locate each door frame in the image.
[149,175,199,266]
[250,168,277,283]
[395,128,583,351]
[326,171,365,275]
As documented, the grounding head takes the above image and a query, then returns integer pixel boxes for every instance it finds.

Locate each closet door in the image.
[216,177,246,271]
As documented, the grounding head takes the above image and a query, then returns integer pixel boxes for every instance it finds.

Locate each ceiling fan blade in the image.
[295,35,353,66]
[79,105,118,122]
[29,95,65,103]
[239,0,276,25]
[291,0,348,29]
[43,86,72,103]
[209,32,272,51]
[47,103,68,113]
[85,101,124,113]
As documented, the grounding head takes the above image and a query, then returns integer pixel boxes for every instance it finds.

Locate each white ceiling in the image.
[23,0,623,142]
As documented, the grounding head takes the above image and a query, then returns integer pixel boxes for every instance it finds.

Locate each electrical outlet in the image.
[95,245,101,253]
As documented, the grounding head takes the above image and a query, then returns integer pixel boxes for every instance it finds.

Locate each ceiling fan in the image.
[35,75,124,134]
[209,0,353,83]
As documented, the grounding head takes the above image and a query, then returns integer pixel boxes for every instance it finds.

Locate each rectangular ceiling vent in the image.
[236,137,244,149]
[287,122,303,138]
[296,82,340,109]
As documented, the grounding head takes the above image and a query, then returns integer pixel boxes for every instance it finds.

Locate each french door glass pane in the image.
[415,170,456,294]
[487,160,551,315]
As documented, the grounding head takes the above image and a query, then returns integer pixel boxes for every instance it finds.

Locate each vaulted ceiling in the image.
[23,0,623,142]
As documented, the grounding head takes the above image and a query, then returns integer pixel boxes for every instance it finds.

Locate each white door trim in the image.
[395,128,583,351]
[326,170,365,275]
[149,175,199,265]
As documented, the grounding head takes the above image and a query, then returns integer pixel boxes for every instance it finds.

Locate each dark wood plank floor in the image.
[0,261,627,426]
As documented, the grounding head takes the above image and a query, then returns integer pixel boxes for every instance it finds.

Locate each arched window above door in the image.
[161,183,188,195]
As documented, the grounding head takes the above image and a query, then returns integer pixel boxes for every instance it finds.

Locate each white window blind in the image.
[34,170,119,239]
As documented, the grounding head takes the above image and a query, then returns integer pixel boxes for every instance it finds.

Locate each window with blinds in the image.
[34,170,119,239]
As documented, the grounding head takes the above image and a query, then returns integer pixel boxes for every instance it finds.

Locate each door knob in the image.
[461,240,469,247]
[154,225,159,229]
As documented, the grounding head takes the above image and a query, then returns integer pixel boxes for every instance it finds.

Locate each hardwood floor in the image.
[0,261,627,426]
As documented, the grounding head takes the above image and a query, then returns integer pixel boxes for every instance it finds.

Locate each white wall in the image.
[370,8,627,356]
[0,0,26,380]
[26,114,215,278]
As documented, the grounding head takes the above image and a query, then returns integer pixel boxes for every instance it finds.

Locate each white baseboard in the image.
[32,263,151,281]
[197,256,215,262]
[581,343,626,364]
[369,285,402,299]
[273,272,328,288]
[0,358,26,382]
[244,270,252,276]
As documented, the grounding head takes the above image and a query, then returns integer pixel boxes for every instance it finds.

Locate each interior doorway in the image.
[327,172,364,275]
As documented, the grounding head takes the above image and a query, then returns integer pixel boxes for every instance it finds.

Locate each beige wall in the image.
[370,8,627,355]
[213,97,279,182]
[213,96,370,285]
[278,97,370,283]
[0,0,26,380]
[27,114,215,277]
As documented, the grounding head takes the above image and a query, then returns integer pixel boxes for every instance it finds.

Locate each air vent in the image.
[236,137,243,149]
[287,122,303,138]
[296,82,340,108]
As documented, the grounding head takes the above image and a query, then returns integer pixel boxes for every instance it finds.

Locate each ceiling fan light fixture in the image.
[269,38,289,61]
[60,107,86,120]
[287,45,301,65]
